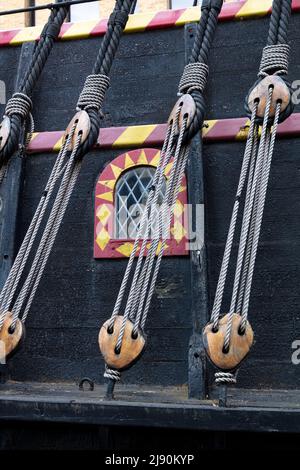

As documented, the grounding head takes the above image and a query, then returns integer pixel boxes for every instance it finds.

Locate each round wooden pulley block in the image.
[0,116,11,151]
[248,75,290,119]
[64,110,91,150]
[0,312,24,363]
[168,94,196,135]
[203,313,254,371]
[99,315,146,371]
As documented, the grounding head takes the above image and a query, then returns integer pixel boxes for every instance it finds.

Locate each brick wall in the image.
[0,0,51,30]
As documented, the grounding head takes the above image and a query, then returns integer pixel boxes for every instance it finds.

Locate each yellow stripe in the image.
[9,25,42,45]
[175,6,200,26]
[236,0,272,18]
[202,119,218,138]
[112,124,157,148]
[125,12,157,33]
[61,20,98,40]
[53,136,64,152]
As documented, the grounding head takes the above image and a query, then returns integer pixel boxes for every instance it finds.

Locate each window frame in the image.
[94,148,189,259]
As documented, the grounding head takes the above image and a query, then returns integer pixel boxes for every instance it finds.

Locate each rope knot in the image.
[5,93,32,119]
[215,372,237,385]
[104,366,121,382]
[178,63,209,95]
[76,74,110,112]
[258,44,290,78]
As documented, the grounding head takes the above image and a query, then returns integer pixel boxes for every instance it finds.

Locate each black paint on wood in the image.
[185,23,209,400]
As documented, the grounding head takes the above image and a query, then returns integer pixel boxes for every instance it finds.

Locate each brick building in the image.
[0,1,234,30]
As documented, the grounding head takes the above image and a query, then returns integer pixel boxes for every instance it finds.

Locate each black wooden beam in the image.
[185,23,209,400]
[1,397,300,433]
[0,43,35,292]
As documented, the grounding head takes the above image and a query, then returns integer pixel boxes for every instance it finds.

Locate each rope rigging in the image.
[0,0,136,363]
[0,0,69,182]
[203,0,294,386]
[98,0,224,396]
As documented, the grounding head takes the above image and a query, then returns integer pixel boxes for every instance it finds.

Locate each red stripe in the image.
[221,1,247,21]
[143,124,167,145]
[97,127,125,148]
[90,19,109,37]
[146,9,183,30]
[292,0,300,11]
[0,29,21,46]
[205,118,248,142]
[58,22,74,38]
[29,131,63,153]
[277,113,300,137]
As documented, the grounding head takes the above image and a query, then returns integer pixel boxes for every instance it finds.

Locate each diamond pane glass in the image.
[115,166,166,239]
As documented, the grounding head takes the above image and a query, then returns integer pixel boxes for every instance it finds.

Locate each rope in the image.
[0,0,135,336]
[181,0,223,144]
[0,3,69,170]
[245,0,293,124]
[105,1,224,378]
[209,0,293,379]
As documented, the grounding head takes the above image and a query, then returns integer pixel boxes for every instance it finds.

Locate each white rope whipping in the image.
[259,44,290,77]
[178,63,209,95]
[77,74,110,111]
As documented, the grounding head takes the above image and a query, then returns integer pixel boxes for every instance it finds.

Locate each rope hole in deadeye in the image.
[131,331,138,340]
[8,325,15,335]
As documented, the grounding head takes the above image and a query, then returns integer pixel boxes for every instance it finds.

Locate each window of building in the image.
[94,149,188,259]
[115,166,166,239]
[70,1,100,22]
[169,0,200,9]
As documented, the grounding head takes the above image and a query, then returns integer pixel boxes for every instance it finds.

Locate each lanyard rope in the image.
[0,0,69,178]
[204,0,293,386]
[99,0,224,395]
[0,0,136,363]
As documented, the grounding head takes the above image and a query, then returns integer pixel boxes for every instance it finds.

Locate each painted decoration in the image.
[94,148,188,258]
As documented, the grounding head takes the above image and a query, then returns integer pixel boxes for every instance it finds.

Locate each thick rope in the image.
[245,0,293,124]
[0,4,69,169]
[0,0,136,333]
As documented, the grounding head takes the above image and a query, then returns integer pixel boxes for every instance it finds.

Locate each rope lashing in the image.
[204,0,293,384]
[76,75,110,111]
[4,93,33,119]
[104,366,121,382]
[99,0,224,390]
[0,3,69,171]
[259,44,290,77]
[215,372,237,385]
[0,0,135,364]
[178,63,209,95]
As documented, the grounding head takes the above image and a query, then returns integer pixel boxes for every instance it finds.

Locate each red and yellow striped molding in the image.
[1,1,300,47]
[27,113,300,154]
